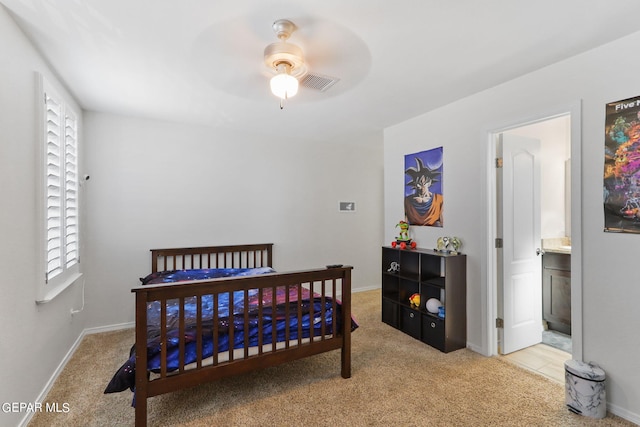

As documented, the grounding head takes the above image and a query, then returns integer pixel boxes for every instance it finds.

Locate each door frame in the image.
[484,101,583,360]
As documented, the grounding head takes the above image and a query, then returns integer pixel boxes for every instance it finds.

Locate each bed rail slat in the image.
[308,282,314,342]
[178,297,186,373]
[332,278,338,336]
[196,295,203,369]
[160,300,167,378]
[243,289,249,359]
[284,285,290,348]
[296,283,303,346]
[257,288,264,354]
[213,293,219,366]
[271,285,277,353]
[320,281,327,340]
[228,291,235,362]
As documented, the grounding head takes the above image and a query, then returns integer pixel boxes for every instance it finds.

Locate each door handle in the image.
[536,248,545,256]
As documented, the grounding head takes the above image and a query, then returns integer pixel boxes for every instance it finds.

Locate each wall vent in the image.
[300,72,339,92]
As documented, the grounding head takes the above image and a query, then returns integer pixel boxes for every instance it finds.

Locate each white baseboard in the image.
[18,328,87,427]
[607,402,640,425]
[17,321,134,427]
[353,284,380,293]
[84,321,134,335]
[466,342,486,356]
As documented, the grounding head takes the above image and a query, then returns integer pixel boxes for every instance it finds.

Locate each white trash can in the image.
[564,360,606,418]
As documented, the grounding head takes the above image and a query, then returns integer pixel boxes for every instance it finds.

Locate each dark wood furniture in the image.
[542,252,571,335]
[381,246,466,353]
[133,243,353,426]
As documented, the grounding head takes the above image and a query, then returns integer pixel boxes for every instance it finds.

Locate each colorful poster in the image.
[604,95,640,233]
[404,147,443,227]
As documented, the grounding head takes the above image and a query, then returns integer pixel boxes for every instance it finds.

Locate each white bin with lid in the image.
[564,360,606,418]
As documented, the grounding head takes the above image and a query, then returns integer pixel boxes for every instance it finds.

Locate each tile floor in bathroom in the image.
[502,341,571,384]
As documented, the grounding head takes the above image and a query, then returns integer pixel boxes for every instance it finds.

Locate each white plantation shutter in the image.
[40,75,81,300]
[45,92,64,281]
[64,111,79,269]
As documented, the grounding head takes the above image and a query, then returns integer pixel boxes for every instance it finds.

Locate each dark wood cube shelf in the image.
[382,246,466,353]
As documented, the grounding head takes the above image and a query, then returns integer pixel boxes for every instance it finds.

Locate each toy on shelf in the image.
[387,261,400,273]
[409,293,421,308]
[391,220,417,249]
[435,236,461,254]
[426,298,442,314]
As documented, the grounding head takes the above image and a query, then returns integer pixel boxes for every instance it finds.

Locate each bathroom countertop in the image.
[543,246,571,254]
[542,238,571,255]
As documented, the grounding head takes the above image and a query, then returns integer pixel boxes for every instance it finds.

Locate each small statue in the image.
[409,293,421,308]
[387,261,400,273]
[436,237,449,252]
[449,237,461,254]
[391,219,417,249]
[395,220,410,241]
[436,236,462,254]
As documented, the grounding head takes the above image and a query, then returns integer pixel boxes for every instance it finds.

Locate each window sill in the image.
[36,272,83,304]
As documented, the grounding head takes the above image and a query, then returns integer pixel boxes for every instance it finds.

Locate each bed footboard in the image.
[132,262,352,427]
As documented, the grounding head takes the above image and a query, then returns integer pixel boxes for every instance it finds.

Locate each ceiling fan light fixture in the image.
[270,62,298,99]
[264,19,306,107]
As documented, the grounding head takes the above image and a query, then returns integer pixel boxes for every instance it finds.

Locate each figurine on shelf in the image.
[449,237,461,254]
[436,236,462,254]
[391,220,417,249]
[387,261,400,273]
[409,293,421,308]
[396,220,410,241]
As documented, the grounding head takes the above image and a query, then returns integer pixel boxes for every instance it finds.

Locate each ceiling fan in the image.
[263,19,339,108]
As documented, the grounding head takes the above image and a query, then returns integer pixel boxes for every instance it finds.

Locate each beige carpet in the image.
[29,290,634,427]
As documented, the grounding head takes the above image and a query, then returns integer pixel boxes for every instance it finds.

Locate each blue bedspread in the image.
[104,268,357,395]
[139,267,275,285]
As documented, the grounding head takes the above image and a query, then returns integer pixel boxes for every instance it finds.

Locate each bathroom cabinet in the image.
[542,252,571,335]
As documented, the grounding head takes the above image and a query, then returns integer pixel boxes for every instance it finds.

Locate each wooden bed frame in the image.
[132,243,353,426]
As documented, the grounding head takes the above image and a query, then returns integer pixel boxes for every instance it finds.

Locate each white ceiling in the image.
[5,0,640,141]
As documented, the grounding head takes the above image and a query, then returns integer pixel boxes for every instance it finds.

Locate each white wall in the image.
[384,33,640,421]
[0,6,87,427]
[82,112,383,328]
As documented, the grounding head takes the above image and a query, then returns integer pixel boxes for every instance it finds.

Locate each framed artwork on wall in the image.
[604,95,640,233]
[404,147,443,227]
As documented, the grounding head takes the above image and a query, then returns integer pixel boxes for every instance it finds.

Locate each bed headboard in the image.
[150,243,273,273]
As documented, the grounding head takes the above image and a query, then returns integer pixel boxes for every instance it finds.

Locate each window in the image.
[37,74,81,303]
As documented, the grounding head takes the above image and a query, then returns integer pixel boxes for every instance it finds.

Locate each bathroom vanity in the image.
[542,243,571,335]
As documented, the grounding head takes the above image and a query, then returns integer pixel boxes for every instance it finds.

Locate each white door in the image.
[499,134,542,354]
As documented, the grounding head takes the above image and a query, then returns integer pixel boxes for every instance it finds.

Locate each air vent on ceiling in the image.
[300,72,339,92]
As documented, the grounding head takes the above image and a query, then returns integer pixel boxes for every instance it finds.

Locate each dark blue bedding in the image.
[104,268,357,395]
[139,267,275,285]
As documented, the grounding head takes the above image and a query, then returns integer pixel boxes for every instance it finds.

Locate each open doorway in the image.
[486,102,583,363]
